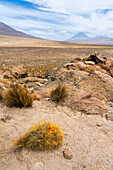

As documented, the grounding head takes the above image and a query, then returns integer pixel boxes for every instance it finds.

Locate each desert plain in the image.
[0,35,113,170]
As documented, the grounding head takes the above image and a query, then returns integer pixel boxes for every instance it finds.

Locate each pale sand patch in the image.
[0,100,113,170]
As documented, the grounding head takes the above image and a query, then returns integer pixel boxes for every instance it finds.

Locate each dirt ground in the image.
[0,100,113,170]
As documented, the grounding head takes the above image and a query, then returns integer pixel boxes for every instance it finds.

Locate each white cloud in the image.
[1,1,113,40]
[24,0,113,14]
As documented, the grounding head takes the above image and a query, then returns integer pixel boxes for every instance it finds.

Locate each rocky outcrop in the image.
[0,53,113,117]
[45,53,113,116]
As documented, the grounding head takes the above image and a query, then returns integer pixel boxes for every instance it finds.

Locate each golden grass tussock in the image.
[49,83,68,103]
[2,83,33,107]
[14,121,64,151]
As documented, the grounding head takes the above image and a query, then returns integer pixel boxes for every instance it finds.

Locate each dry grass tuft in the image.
[14,121,64,151]
[49,83,68,103]
[2,83,33,107]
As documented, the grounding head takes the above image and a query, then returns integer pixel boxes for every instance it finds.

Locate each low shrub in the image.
[14,121,64,151]
[49,83,68,103]
[3,83,33,107]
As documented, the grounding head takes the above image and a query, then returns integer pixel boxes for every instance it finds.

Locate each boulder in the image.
[64,62,87,71]
[87,53,106,64]
[78,71,113,101]
[67,89,109,115]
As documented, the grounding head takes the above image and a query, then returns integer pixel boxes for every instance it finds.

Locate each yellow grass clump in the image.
[49,83,68,103]
[14,121,64,151]
[3,83,33,107]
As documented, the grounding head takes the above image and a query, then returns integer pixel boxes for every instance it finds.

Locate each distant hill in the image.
[67,32,113,45]
[0,22,40,39]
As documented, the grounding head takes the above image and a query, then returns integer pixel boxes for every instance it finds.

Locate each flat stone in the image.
[63,144,73,160]
[84,61,95,65]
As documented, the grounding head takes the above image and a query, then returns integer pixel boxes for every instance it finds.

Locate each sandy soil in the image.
[0,99,113,170]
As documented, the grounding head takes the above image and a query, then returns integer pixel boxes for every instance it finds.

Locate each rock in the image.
[105,59,112,70]
[11,65,28,79]
[21,77,47,84]
[76,62,87,70]
[78,70,113,102]
[66,88,109,115]
[87,53,106,64]
[64,62,77,68]
[3,71,14,79]
[97,122,103,127]
[84,61,95,65]
[64,62,87,71]
[98,59,113,74]
[86,53,113,77]
[63,143,73,160]
[37,78,47,84]
[0,115,11,122]
[36,82,45,87]
[105,110,113,121]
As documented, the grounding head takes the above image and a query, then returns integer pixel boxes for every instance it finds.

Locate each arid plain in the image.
[1,35,113,74]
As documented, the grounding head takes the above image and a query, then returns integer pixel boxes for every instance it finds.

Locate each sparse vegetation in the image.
[49,83,68,103]
[14,121,64,151]
[3,83,33,107]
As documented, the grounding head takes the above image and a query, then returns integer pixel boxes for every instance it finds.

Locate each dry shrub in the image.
[49,83,68,103]
[3,83,33,107]
[14,121,64,151]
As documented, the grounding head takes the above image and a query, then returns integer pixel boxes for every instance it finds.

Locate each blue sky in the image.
[0,0,113,40]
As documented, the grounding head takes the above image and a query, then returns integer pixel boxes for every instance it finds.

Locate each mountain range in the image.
[0,22,113,45]
[0,22,40,39]
[67,32,113,45]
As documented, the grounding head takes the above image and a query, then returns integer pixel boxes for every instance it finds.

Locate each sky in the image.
[0,0,113,40]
